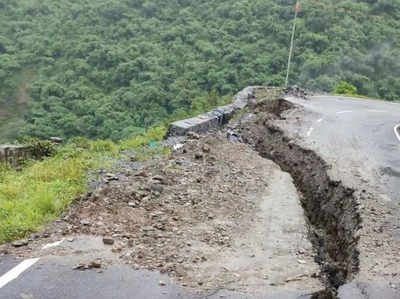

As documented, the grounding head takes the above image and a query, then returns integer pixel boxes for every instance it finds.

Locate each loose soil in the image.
[1,134,323,296]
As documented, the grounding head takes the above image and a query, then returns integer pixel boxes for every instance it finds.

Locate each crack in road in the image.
[232,98,363,297]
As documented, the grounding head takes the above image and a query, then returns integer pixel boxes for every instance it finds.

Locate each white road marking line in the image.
[367,109,387,113]
[0,258,39,289]
[336,110,352,114]
[42,238,65,250]
[317,118,323,123]
[394,124,400,143]
[306,127,314,137]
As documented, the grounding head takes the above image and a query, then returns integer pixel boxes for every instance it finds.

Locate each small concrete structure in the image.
[165,86,267,138]
[0,145,32,167]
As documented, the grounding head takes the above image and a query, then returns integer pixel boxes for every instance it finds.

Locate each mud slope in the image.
[233,98,362,291]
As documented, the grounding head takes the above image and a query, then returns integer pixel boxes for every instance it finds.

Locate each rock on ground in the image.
[3,134,323,296]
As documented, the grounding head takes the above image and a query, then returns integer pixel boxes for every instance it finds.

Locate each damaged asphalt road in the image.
[284,95,400,202]
[278,95,400,297]
[0,252,312,299]
[1,89,399,299]
[0,134,324,298]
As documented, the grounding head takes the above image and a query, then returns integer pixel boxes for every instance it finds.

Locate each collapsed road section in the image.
[3,133,325,298]
[229,92,362,294]
[4,87,397,298]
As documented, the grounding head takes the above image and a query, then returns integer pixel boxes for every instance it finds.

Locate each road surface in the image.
[0,240,311,299]
[285,95,400,202]
[283,94,400,298]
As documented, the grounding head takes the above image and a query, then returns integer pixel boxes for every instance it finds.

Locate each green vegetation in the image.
[0,0,400,142]
[333,81,358,96]
[0,126,167,244]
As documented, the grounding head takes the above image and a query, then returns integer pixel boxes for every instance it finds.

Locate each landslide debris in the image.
[3,130,324,295]
[53,134,319,292]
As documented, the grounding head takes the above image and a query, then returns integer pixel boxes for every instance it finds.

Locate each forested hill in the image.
[0,0,399,141]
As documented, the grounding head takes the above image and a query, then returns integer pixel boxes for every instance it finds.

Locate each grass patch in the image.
[0,91,235,243]
[0,139,117,244]
[119,126,166,150]
[0,125,171,244]
[0,92,239,243]
[132,145,172,162]
[119,125,171,161]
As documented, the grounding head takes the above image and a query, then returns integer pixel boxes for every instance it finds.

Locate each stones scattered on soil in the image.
[152,175,166,184]
[105,173,119,182]
[283,85,312,99]
[11,239,29,247]
[102,237,115,245]
[202,144,210,153]
[186,131,200,140]
[55,135,298,291]
[73,259,102,271]
[80,219,90,226]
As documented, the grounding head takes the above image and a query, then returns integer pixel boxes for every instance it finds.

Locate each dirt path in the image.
[189,168,322,295]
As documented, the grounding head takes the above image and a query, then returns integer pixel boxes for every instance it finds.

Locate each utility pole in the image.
[285,0,300,88]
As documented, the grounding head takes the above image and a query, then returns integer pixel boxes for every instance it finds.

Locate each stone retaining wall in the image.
[165,86,270,138]
[0,145,33,167]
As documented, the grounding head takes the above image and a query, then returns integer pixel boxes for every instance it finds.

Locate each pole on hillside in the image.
[285,0,300,88]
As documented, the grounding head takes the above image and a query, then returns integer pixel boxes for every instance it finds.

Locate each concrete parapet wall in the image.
[0,145,33,167]
[165,86,267,138]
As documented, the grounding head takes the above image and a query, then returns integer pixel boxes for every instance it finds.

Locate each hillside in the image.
[0,0,399,141]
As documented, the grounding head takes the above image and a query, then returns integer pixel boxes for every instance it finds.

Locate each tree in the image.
[0,0,399,142]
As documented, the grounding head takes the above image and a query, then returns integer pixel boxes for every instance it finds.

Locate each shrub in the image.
[333,82,358,96]
[20,137,57,159]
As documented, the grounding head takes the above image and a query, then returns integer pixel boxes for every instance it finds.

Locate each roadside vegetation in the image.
[0,126,167,244]
[333,81,359,96]
[0,89,229,244]
[332,81,386,101]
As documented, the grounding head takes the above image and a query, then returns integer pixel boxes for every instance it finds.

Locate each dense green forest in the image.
[0,0,399,141]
